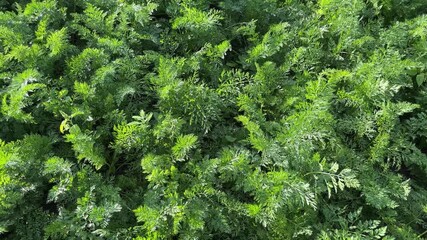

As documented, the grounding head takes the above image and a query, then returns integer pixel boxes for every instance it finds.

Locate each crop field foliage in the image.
[1,0,427,239]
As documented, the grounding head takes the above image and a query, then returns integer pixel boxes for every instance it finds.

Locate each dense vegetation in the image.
[1,0,427,239]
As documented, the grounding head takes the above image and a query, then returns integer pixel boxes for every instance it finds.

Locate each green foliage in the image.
[247,22,290,62]
[172,134,198,160]
[172,6,223,32]
[1,69,45,122]
[46,27,68,57]
[113,110,152,152]
[1,0,427,239]
[65,125,106,170]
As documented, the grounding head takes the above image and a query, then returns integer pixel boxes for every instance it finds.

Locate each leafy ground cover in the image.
[1,0,427,239]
